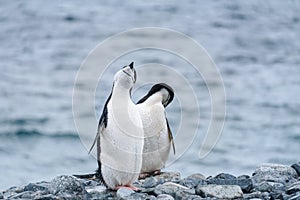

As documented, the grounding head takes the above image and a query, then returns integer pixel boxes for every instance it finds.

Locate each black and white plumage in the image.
[136,83,175,176]
[88,62,144,190]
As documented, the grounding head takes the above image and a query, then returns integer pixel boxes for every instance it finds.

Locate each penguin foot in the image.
[138,173,150,179]
[115,185,140,191]
[139,170,162,179]
[152,170,161,176]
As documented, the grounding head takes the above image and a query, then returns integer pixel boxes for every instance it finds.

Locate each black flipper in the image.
[81,89,113,187]
[166,118,176,155]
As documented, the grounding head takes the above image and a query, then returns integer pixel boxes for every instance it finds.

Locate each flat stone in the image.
[196,184,243,199]
[116,187,135,199]
[49,175,87,199]
[157,194,175,200]
[286,181,300,194]
[154,182,195,198]
[142,177,158,188]
[252,163,298,186]
[127,193,156,200]
[207,177,253,193]
[291,163,300,177]
[255,181,285,193]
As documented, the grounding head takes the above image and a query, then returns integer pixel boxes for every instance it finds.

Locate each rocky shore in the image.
[1,163,300,200]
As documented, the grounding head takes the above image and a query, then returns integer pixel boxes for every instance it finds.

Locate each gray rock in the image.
[89,189,116,200]
[255,181,284,192]
[207,176,253,193]
[243,191,271,200]
[140,187,156,196]
[291,163,300,177]
[116,187,135,199]
[252,163,298,186]
[49,175,87,199]
[142,177,158,188]
[214,173,236,180]
[154,172,181,184]
[187,173,206,180]
[196,184,243,199]
[157,194,175,200]
[7,191,34,199]
[127,192,156,200]
[286,181,300,194]
[179,178,206,189]
[0,192,3,199]
[154,182,195,198]
[287,192,300,200]
[24,182,49,192]
[180,174,207,189]
[33,194,61,200]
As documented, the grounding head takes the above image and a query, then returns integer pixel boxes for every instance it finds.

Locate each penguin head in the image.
[114,62,136,88]
[137,83,174,107]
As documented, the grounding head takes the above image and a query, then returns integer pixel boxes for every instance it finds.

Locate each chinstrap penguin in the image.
[136,83,175,178]
[78,62,144,190]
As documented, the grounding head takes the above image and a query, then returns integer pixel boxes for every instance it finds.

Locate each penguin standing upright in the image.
[88,62,144,190]
[136,83,175,178]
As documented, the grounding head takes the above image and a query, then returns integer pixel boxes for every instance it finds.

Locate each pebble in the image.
[291,162,300,176]
[116,187,135,199]
[2,162,300,200]
[142,177,158,188]
[157,194,175,200]
[154,182,195,198]
[196,184,243,199]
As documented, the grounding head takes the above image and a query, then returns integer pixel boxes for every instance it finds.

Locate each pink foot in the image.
[115,185,140,191]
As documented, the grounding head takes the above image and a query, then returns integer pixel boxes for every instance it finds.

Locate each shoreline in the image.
[1,162,299,200]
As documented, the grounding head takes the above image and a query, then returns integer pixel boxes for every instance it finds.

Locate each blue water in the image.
[1,1,300,190]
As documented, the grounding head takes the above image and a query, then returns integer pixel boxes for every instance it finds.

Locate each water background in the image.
[1,1,300,190]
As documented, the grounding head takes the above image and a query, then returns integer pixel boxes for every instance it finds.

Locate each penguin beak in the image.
[129,62,134,69]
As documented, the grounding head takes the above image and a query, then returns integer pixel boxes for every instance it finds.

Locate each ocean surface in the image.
[1,1,300,190]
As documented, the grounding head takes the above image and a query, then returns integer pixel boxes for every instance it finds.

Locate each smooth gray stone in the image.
[154,182,195,198]
[186,173,206,180]
[142,177,159,188]
[127,192,157,200]
[116,187,135,200]
[157,194,175,200]
[252,163,298,186]
[196,184,243,199]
